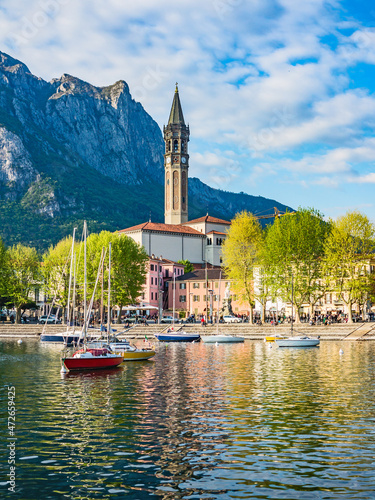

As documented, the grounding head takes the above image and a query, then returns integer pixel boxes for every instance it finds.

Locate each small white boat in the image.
[275,336,320,347]
[201,335,244,343]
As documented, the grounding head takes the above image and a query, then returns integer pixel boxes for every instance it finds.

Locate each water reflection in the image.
[1,339,375,499]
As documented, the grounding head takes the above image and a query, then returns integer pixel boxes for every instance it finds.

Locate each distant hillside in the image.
[0,51,292,250]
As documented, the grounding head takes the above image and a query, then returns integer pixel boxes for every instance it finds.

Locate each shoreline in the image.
[1,322,374,341]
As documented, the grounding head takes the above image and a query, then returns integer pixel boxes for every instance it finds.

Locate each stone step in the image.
[0,322,372,340]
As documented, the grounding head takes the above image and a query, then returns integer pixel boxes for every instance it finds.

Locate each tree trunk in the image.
[62,306,67,325]
[294,303,301,324]
[249,304,254,324]
[347,303,353,323]
[117,305,123,324]
[261,301,266,323]
[16,306,22,324]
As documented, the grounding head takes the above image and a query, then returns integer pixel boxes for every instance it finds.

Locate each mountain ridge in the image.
[0,50,292,250]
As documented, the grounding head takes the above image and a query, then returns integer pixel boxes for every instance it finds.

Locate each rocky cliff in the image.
[0,51,291,250]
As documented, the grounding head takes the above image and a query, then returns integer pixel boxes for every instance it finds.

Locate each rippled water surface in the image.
[1,339,375,499]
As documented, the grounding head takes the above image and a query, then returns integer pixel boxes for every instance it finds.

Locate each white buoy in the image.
[215,342,218,346]
[17,339,23,344]
[60,364,67,374]
[339,348,344,355]
[263,338,267,342]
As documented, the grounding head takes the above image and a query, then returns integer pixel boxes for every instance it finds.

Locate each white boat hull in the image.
[201,335,244,343]
[276,336,320,347]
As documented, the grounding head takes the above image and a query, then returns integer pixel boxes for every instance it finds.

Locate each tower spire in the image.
[168,84,185,125]
[164,85,190,225]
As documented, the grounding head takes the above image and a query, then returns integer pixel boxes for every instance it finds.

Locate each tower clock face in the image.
[166,157,171,164]
[181,157,186,164]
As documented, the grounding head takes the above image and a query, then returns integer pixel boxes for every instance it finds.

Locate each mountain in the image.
[0,51,292,250]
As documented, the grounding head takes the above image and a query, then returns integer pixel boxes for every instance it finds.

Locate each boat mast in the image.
[66,227,76,328]
[107,242,111,342]
[216,271,222,335]
[172,268,175,326]
[100,246,104,330]
[291,270,294,336]
[83,221,87,343]
[72,251,77,334]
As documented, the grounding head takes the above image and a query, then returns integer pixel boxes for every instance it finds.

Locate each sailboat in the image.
[201,273,244,343]
[275,273,320,348]
[41,228,83,346]
[61,225,123,371]
[155,269,200,342]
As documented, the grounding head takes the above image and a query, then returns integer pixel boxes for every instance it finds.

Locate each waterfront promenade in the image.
[1,322,375,341]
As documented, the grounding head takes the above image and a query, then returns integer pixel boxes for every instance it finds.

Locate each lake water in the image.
[1,339,375,499]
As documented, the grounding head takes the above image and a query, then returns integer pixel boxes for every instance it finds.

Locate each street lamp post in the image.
[208,289,213,324]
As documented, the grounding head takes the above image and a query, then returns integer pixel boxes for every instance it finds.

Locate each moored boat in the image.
[201,335,244,343]
[155,330,200,342]
[109,341,156,361]
[275,336,320,347]
[41,332,83,346]
[61,226,123,372]
[62,346,123,371]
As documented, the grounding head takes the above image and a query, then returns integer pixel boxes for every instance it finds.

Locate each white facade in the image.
[120,223,206,264]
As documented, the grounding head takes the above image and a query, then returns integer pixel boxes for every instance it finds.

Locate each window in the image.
[155,277,158,286]
[193,295,200,302]
[215,282,218,288]
[180,295,186,303]
[193,283,200,289]
[203,295,206,302]
[174,139,178,152]
[214,295,219,301]
[150,264,154,271]
[165,269,169,278]
[151,277,153,285]
[155,293,158,300]
[159,265,162,272]
[179,283,186,289]
[151,292,153,300]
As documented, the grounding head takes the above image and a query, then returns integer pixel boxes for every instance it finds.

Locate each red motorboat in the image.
[62,347,123,371]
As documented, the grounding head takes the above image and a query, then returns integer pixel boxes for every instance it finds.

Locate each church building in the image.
[120,85,231,267]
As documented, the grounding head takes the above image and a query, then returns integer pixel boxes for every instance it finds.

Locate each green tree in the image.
[42,236,78,324]
[178,259,194,274]
[4,244,40,323]
[263,208,329,323]
[0,237,7,297]
[222,211,263,323]
[324,210,375,323]
[81,231,148,323]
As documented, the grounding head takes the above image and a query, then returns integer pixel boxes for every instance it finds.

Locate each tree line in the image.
[0,230,148,324]
[223,208,375,324]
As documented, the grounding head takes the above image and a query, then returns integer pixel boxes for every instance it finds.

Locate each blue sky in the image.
[1,0,375,221]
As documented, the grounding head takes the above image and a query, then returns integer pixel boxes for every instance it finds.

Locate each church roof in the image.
[184,215,231,225]
[119,221,204,236]
[168,84,185,125]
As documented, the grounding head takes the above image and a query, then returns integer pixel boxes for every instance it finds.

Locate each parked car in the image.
[223,315,241,323]
[160,316,179,324]
[38,315,61,324]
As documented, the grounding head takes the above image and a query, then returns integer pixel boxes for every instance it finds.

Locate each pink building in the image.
[139,256,185,316]
[167,267,248,320]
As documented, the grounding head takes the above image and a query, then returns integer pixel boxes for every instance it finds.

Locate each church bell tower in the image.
[164,84,189,225]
